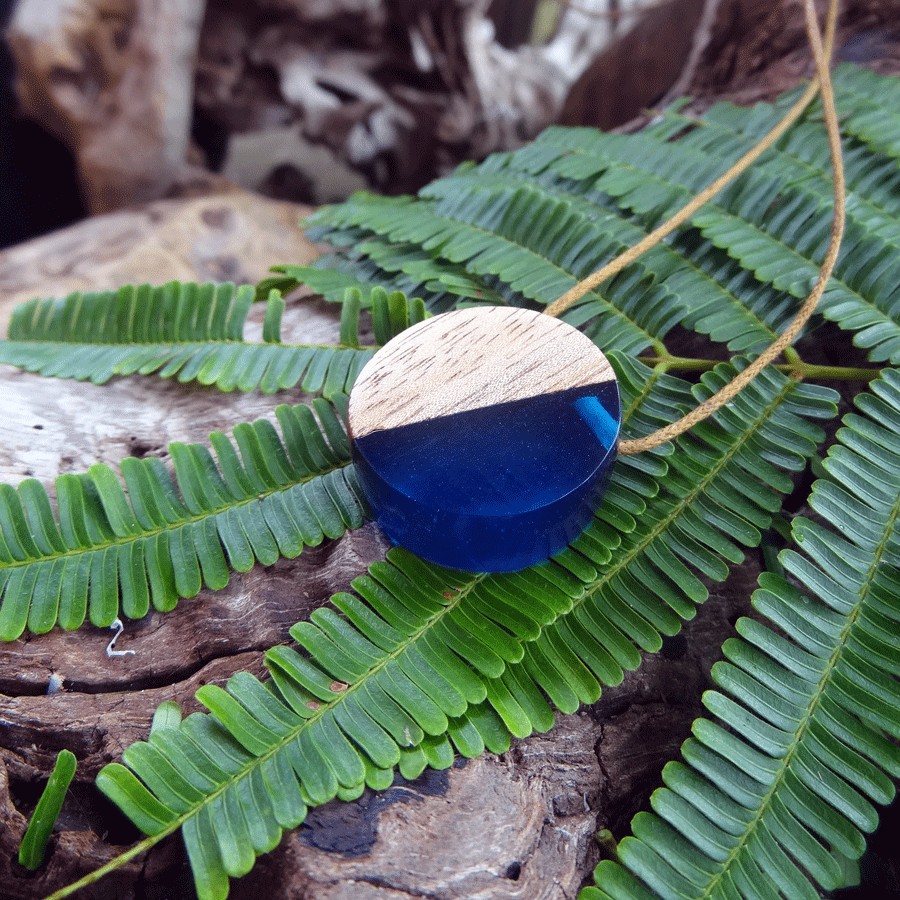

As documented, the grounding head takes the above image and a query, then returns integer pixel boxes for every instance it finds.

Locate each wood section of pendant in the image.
[348,306,621,572]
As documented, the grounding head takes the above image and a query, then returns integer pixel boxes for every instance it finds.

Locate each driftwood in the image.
[7,0,207,215]
[7,0,632,211]
[0,188,320,329]
[0,191,759,899]
[560,0,900,131]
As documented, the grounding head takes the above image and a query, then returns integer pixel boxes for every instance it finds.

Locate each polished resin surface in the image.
[352,379,620,572]
[349,306,621,572]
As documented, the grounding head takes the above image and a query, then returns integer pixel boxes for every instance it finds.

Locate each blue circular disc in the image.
[348,307,621,572]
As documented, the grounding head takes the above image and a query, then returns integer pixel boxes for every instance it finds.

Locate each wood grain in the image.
[348,306,615,439]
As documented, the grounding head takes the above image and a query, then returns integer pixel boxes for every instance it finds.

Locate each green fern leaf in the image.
[259,247,506,310]
[540,68,900,366]
[0,398,365,639]
[832,66,900,160]
[307,184,680,354]
[92,350,837,900]
[0,282,430,397]
[583,367,900,900]
[18,749,77,869]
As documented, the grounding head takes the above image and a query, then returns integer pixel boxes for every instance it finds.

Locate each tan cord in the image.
[544,0,845,456]
[544,59,824,320]
[618,0,843,453]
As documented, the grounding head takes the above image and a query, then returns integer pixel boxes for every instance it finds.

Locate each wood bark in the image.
[559,0,900,131]
[8,0,207,214]
[0,191,758,898]
[7,0,638,211]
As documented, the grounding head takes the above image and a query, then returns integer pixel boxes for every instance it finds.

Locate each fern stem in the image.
[637,356,881,382]
[782,346,802,366]
[637,356,720,373]
[40,828,182,900]
[781,361,881,382]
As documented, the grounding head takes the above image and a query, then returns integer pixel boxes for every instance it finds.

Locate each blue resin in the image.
[353,382,621,572]
[573,395,619,447]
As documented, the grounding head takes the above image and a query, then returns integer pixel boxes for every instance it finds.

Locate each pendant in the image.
[348,307,621,572]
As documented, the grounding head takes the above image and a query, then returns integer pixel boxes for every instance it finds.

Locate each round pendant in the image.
[348,306,621,572]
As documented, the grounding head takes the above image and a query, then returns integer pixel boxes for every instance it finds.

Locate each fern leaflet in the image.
[0,281,428,396]
[583,368,900,900]
[0,398,365,639]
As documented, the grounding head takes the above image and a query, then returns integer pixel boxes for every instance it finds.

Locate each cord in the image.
[545,0,845,456]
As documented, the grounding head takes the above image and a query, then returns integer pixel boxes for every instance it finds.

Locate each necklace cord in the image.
[545,0,845,456]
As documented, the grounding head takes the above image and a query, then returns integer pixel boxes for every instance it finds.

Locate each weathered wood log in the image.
[0,189,320,331]
[8,0,207,214]
[0,192,756,899]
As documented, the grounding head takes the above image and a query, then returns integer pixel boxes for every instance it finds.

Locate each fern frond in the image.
[0,282,426,397]
[30,62,900,900]
[479,357,838,729]
[0,398,364,639]
[428,139,795,356]
[91,352,837,900]
[308,185,687,354]
[301,66,900,371]
[533,74,900,366]
[698,92,900,246]
[95,551,480,900]
[305,123,803,359]
[260,245,507,311]
[583,367,900,900]
[832,64,900,160]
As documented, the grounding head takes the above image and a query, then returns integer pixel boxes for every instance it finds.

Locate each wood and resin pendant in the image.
[348,307,621,572]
